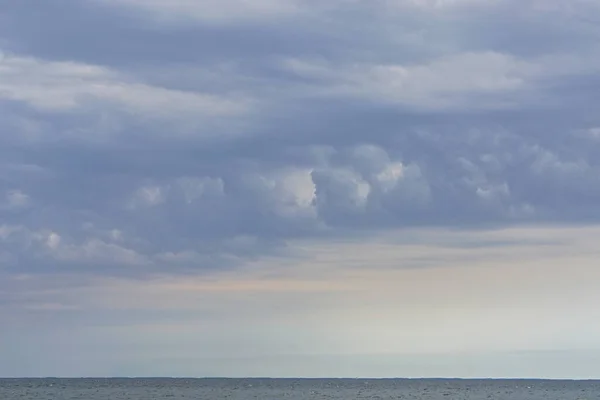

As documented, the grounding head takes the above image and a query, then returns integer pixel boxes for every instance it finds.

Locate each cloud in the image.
[0,51,249,118]
[280,48,600,111]
[0,0,599,279]
[1,189,31,210]
[97,0,303,25]
[280,51,536,111]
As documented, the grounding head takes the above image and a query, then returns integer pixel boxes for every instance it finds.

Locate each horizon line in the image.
[2,377,599,381]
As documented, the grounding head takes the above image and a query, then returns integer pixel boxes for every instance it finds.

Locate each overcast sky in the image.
[2,0,600,378]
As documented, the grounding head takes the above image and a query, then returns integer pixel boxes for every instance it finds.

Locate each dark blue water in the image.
[0,378,598,399]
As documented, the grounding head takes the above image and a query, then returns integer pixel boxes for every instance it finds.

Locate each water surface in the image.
[1,378,598,399]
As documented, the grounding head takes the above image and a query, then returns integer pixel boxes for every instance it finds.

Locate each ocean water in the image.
[0,378,598,400]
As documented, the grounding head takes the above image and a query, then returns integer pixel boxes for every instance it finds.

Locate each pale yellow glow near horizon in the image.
[6,225,600,363]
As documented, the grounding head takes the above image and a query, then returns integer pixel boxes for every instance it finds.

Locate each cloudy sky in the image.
[2,0,600,379]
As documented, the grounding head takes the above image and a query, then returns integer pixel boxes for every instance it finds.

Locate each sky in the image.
[1,0,600,379]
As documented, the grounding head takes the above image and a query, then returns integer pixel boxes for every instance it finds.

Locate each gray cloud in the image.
[1,0,600,277]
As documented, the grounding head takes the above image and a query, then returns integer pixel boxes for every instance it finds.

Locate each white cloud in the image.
[0,225,148,268]
[45,232,61,250]
[0,224,22,240]
[581,127,600,141]
[0,52,250,118]
[50,238,148,266]
[276,169,316,209]
[283,52,539,110]
[403,0,499,9]
[125,170,318,224]
[525,145,591,177]
[458,157,510,205]
[262,168,318,220]
[309,145,432,220]
[282,42,600,111]
[99,0,302,24]
[175,177,225,204]
[312,168,372,214]
[2,189,31,210]
[376,162,404,193]
[130,185,167,208]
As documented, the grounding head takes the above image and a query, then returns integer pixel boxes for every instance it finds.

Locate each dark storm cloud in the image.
[1,0,600,276]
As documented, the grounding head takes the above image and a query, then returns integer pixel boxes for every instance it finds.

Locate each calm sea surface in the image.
[0,378,598,400]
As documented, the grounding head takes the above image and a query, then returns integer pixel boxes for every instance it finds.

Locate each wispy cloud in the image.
[97,0,303,25]
[0,52,250,117]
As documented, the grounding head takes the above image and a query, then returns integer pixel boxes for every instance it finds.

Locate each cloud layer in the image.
[2,0,600,276]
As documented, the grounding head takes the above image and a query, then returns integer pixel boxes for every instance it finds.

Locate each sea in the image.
[0,378,598,400]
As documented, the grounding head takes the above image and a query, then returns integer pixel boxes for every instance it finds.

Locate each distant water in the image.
[1,378,599,400]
